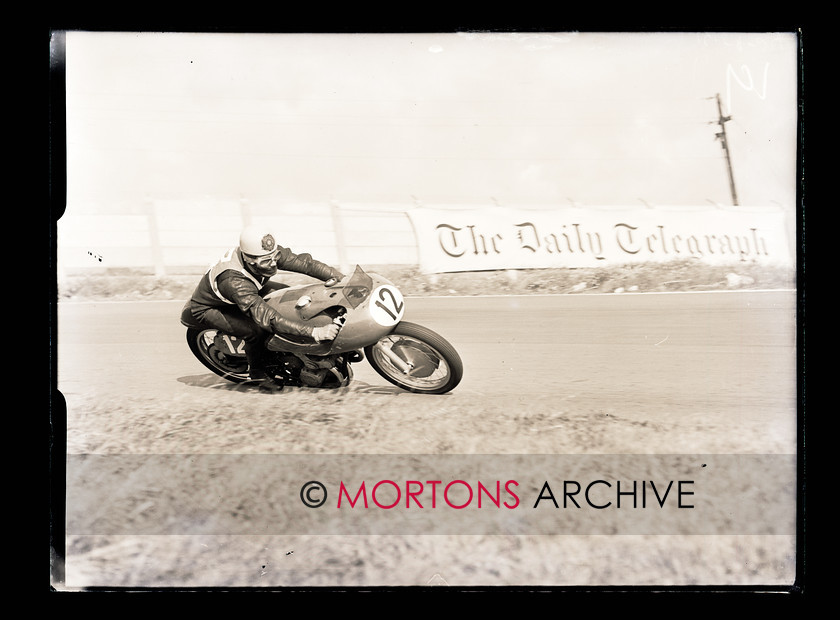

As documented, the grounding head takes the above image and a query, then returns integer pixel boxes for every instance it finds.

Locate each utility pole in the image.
[713,93,739,206]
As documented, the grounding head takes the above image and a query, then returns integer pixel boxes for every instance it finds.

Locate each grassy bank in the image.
[57,260,796,302]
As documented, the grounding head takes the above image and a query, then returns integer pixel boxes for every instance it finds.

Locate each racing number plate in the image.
[214,333,247,356]
[370,285,405,327]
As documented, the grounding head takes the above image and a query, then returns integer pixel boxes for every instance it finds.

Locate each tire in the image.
[364,322,463,394]
[186,327,250,383]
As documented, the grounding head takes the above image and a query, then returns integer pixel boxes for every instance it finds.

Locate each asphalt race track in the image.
[57,290,797,455]
[54,289,799,588]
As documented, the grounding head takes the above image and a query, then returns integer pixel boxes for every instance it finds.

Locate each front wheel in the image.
[365,322,463,394]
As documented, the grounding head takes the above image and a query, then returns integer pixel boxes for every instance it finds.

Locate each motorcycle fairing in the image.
[264,266,390,355]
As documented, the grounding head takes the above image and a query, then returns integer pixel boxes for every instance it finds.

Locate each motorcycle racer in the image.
[180,224,344,392]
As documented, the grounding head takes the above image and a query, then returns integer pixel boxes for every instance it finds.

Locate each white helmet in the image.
[240,225,278,257]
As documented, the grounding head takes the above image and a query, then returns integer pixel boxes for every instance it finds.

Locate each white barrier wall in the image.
[56,200,794,277]
[56,199,418,276]
[408,205,794,273]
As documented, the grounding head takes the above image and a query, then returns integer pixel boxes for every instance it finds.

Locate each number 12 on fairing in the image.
[370,285,405,327]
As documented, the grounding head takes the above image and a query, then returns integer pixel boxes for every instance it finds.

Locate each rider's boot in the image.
[244,341,284,393]
[246,369,285,392]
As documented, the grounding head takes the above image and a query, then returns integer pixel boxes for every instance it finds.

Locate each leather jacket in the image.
[189,245,343,337]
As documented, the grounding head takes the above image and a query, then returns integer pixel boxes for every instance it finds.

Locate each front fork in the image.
[373,339,414,375]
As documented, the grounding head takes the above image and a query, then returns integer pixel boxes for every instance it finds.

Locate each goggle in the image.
[242,250,279,268]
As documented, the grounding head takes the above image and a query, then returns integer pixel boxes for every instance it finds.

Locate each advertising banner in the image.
[407,206,793,273]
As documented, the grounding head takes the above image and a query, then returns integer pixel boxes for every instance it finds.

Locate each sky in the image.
[62,31,800,209]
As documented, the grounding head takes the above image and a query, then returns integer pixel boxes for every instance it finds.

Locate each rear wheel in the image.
[186,327,250,383]
[364,322,463,394]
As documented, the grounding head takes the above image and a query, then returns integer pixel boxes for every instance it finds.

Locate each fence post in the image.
[330,199,350,274]
[239,195,251,229]
[145,196,166,277]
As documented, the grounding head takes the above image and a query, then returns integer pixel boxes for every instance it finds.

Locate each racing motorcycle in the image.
[183,265,463,394]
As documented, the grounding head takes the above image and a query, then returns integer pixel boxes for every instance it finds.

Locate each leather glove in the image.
[311,323,340,342]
